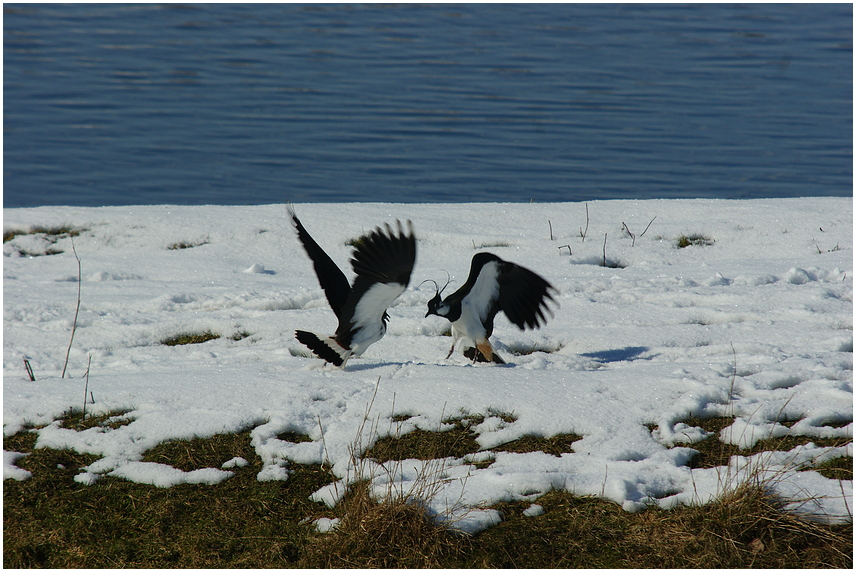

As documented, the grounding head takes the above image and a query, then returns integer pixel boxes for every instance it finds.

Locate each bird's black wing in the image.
[350,220,417,287]
[337,220,417,341]
[497,261,557,330]
[288,205,351,319]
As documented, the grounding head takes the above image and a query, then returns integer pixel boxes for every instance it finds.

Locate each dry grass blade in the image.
[302,480,467,568]
[61,236,82,378]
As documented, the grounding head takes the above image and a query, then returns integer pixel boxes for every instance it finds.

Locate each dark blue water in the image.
[3,3,852,208]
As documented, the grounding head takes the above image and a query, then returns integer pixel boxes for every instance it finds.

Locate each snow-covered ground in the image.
[3,199,852,533]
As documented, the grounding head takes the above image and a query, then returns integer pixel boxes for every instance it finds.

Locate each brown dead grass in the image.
[4,408,851,568]
[301,480,469,568]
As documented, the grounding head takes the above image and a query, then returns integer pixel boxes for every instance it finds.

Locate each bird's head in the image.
[420,273,452,318]
[425,290,444,317]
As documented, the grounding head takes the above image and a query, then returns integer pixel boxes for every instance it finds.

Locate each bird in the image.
[425,252,557,364]
[288,205,416,367]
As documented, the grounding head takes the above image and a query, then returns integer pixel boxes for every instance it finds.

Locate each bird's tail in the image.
[295,330,352,367]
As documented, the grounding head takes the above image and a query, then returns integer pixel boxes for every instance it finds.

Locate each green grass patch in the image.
[474,240,513,249]
[162,331,220,346]
[142,433,255,472]
[301,479,467,568]
[344,229,379,249]
[3,224,84,244]
[278,430,313,444]
[365,413,581,470]
[805,456,853,480]
[364,417,482,463]
[167,239,209,250]
[492,433,583,457]
[677,233,714,248]
[663,415,852,474]
[3,429,39,453]
[463,485,851,568]
[4,419,851,568]
[57,408,135,432]
[3,430,336,568]
[3,224,86,256]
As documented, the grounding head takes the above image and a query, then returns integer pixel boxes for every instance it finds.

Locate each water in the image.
[3,3,852,208]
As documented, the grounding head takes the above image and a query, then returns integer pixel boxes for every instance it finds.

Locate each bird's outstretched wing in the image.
[350,220,417,286]
[497,260,556,330]
[337,220,417,340]
[287,205,351,319]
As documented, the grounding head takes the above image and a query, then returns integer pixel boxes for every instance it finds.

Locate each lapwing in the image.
[425,252,556,364]
[288,205,416,367]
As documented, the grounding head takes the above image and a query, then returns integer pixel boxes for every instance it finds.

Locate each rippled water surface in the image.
[3,3,852,207]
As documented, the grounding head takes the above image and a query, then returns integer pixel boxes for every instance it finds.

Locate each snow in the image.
[3,198,852,532]
[523,504,544,517]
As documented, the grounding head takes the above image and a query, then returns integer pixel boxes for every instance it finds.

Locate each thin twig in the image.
[580,203,589,242]
[622,222,636,247]
[600,463,608,497]
[839,479,851,520]
[548,220,554,241]
[602,233,608,267]
[23,358,35,381]
[82,354,92,419]
[640,216,657,237]
[558,244,572,255]
[61,236,82,379]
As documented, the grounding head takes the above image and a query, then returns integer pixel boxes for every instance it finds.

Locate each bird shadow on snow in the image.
[580,346,650,363]
[342,359,516,372]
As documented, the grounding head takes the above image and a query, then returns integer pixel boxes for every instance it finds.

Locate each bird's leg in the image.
[476,339,495,363]
[446,329,462,359]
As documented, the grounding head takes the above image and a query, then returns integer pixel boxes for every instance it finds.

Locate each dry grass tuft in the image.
[301,480,468,568]
[161,331,220,346]
[462,480,852,569]
[677,233,714,248]
[645,479,853,568]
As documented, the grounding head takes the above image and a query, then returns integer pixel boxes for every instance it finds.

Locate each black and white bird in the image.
[425,252,557,364]
[288,205,416,367]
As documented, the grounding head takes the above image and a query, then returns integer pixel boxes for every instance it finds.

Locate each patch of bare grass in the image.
[161,331,220,346]
[301,480,468,568]
[167,238,209,250]
[364,416,481,463]
[3,223,86,256]
[3,403,851,568]
[668,415,852,472]
[142,432,257,472]
[677,233,714,248]
[460,481,851,568]
[2,429,335,568]
[492,433,582,457]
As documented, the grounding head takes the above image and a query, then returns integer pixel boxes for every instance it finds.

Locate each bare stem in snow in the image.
[23,358,35,381]
[580,203,589,242]
[61,236,82,379]
[640,216,657,237]
[622,222,636,247]
[82,354,92,419]
[602,233,608,267]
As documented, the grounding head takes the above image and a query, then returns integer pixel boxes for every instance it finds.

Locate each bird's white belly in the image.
[349,321,386,356]
[451,261,500,344]
[450,305,486,344]
[348,281,404,356]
